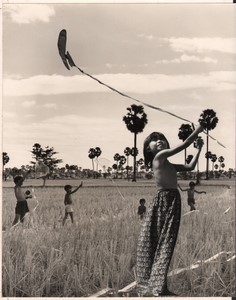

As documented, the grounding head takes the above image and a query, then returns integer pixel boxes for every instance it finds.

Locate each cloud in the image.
[137,33,155,40]
[24,114,35,118]
[156,54,217,64]
[4,4,55,24]
[4,71,236,97]
[162,37,236,54]
[42,103,57,109]
[22,100,36,107]
[3,112,16,118]
[189,91,203,101]
[105,63,127,69]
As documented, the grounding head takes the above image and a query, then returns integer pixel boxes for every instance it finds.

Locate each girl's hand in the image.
[196,124,204,134]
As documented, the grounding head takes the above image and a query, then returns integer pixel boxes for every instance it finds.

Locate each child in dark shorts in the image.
[178,181,206,211]
[12,172,32,227]
[138,198,146,220]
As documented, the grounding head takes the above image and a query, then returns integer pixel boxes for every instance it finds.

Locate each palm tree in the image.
[112,164,118,178]
[205,151,212,178]
[178,124,193,164]
[123,104,148,182]
[118,156,126,179]
[199,109,218,180]
[124,147,131,180]
[3,152,10,166]
[88,148,96,178]
[94,147,102,176]
[119,155,126,168]
[130,147,139,180]
[214,163,219,178]
[218,156,224,172]
[113,153,121,178]
[2,152,10,181]
[210,154,217,172]
[193,137,204,174]
[186,154,193,164]
[137,158,144,178]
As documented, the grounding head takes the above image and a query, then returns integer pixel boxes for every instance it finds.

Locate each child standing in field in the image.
[136,125,204,296]
[12,170,32,227]
[178,181,206,211]
[63,181,83,225]
[138,198,146,220]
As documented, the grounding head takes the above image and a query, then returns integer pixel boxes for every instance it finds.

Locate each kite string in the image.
[58,30,225,148]
[76,66,192,124]
[111,179,125,201]
[75,65,225,148]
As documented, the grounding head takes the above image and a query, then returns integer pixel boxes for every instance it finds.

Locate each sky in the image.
[2,2,236,172]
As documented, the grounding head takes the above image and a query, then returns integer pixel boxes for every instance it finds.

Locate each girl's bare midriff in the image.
[153,159,178,190]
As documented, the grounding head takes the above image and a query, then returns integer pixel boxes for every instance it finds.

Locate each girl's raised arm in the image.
[157,125,203,160]
[173,137,204,172]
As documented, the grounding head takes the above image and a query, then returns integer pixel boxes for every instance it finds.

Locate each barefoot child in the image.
[12,170,32,227]
[136,126,204,296]
[138,198,146,220]
[63,181,83,225]
[178,181,206,211]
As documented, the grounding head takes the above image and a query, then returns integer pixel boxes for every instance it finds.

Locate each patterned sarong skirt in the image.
[136,189,181,295]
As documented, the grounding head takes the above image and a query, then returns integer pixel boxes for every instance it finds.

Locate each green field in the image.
[2,178,235,297]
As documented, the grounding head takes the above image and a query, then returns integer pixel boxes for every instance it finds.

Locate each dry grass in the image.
[2,179,235,297]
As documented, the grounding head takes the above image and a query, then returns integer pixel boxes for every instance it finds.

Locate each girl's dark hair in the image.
[189,181,195,187]
[143,132,170,169]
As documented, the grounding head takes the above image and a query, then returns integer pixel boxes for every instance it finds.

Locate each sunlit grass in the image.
[2,179,235,297]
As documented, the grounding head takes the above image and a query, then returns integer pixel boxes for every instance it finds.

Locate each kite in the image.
[35,161,50,179]
[57,29,225,148]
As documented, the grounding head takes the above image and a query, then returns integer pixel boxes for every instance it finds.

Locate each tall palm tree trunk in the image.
[116,160,119,179]
[183,148,187,180]
[126,156,129,180]
[92,159,95,179]
[133,133,137,182]
[206,129,209,180]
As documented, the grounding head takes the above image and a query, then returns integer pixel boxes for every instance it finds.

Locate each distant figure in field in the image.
[12,170,32,227]
[178,181,206,211]
[195,171,201,185]
[63,181,83,225]
[138,198,146,220]
[136,125,204,296]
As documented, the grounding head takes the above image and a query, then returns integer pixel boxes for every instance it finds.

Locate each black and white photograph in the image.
[1,0,235,297]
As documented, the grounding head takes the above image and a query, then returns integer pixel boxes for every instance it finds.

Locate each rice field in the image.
[2,178,235,297]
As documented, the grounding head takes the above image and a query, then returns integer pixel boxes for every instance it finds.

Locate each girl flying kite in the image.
[136,126,204,296]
